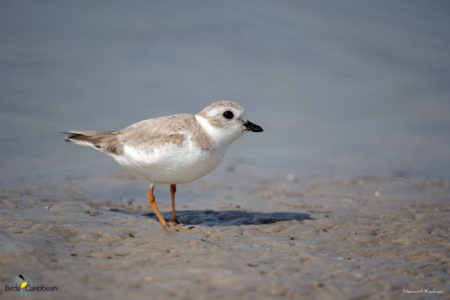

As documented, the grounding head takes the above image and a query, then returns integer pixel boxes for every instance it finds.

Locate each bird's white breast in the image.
[111,134,226,184]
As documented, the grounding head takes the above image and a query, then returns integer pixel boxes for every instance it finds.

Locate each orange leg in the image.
[169,184,179,225]
[147,186,167,227]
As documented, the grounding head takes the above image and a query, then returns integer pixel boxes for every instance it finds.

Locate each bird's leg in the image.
[147,185,167,227]
[168,184,179,225]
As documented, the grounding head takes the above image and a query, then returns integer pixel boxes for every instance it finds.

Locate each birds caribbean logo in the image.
[14,274,32,295]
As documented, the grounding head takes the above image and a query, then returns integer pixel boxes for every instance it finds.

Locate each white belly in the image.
[111,139,226,184]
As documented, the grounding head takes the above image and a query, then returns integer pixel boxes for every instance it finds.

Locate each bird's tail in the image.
[63,130,122,154]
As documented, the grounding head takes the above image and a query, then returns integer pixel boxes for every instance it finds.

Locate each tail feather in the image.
[63,130,122,154]
[64,132,89,143]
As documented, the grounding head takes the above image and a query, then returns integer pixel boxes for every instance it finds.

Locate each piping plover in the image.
[64,101,263,227]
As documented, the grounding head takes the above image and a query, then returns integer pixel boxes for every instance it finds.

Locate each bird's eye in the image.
[223,111,234,119]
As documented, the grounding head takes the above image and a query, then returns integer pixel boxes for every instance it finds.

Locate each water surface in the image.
[1,0,450,185]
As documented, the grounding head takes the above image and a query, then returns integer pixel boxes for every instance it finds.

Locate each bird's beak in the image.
[243,120,263,132]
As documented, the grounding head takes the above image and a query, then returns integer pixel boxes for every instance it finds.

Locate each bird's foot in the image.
[168,217,179,226]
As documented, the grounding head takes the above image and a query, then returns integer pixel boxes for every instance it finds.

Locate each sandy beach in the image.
[1,170,448,299]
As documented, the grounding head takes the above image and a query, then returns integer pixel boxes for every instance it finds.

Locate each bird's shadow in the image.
[110,209,312,226]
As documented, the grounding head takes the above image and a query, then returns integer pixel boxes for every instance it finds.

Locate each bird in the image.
[63,101,263,227]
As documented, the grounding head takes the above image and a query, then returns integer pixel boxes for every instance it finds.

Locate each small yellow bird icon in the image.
[18,275,28,289]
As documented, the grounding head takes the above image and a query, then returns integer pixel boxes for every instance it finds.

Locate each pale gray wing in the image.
[117,114,196,151]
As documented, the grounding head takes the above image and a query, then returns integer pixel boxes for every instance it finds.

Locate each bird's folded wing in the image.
[117,114,196,151]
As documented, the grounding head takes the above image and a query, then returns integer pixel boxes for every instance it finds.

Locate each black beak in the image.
[244,120,263,132]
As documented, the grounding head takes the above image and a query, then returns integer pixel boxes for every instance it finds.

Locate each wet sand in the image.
[0,171,448,299]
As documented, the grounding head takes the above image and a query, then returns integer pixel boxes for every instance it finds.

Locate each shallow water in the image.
[1,0,450,184]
